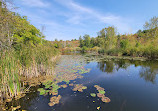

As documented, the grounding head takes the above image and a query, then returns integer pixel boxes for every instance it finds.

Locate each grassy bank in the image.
[0,41,60,104]
[0,1,60,104]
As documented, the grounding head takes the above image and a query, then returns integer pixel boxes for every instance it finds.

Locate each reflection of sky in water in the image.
[8,56,158,111]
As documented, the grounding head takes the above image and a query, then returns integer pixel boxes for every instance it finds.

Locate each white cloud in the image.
[21,0,50,8]
[15,0,136,41]
[55,0,132,33]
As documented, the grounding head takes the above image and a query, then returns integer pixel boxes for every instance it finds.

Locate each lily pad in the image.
[72,84,87,92]
[63,80,70,84]
[90,93,96,97]
[37,88,46,95]
[60,84,67,88]
[48,95,61,107]
[98,90,105,94]
[101,97,111,103]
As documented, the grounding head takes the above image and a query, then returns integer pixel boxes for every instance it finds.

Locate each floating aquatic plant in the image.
[37,88,46,95]
[90,93,96,97]
[73,84,87,92]
[49,90,58,96]
[49,83,60,95]
[97,93,105,98]
[97,106,100,110]
[69,83,74,86]
[94,85,111,103]
[38,81,60,96]
[60,84,67,88]
[98,90,105,94]
[101,97,111,103]
[48,95,61,107]
[63,80,70,84]
[38,55,91,106]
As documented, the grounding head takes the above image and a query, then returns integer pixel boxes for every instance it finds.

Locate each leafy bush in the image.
[81,46,88,53]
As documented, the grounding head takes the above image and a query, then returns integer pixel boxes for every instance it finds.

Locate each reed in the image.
[0,44,59,103]
[0,49,21,102]
[0,1,60,103]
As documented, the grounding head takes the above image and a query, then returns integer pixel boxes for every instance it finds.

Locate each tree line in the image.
[79,16,158,59]
[0,1,59,103]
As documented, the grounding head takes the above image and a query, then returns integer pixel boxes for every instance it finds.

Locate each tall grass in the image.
[0,44,59,103]
[17,44,58,78]
[0,50,21,102]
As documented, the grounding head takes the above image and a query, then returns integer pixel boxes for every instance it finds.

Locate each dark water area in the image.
[7,55,158,111]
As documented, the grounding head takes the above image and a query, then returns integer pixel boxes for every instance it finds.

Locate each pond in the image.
[6,55,158,111]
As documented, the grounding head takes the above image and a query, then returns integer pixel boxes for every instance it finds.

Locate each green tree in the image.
[144,16,158,38]
[79,36,84,47]
[144,16,158,30]
[90,37,95,47]
[104,26,117,49]
[120,40,129,49]
[83,34,91,48]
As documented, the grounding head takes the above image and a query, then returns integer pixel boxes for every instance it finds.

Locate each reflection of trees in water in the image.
[97,59,158,83]
[97,61,114,73]
[115,60,130,71]
[139,61,158,83]
[137,61,158,83]
[115,60,158,83]
[139,67,157,83]
[97,59,130,73]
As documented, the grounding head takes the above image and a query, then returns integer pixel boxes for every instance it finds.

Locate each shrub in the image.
[81,46,88,53]
[106,48,122,56]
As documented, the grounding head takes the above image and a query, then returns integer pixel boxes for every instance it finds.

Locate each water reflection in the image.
[115,60,130,70]
[97,60,130,73]
[139,67,158,83]
[97,61,114,73]
[6,55,158,111]
[6,86,39,110]
[96,58,158,83]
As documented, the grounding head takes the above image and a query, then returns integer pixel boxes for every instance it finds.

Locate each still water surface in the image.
[8,55,158,111]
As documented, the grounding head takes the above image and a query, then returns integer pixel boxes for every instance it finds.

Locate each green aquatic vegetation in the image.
[82,86,87,90]
[39,55,92,106]
[38,88,46,95]
[38,82,60,96]
[94,85,111,103]
[0,50,21,101]
[63,80,70,84]
[50,89,58,95]
[48,83,60,95]
[42,81,52,86]
[77,68,91,74]
[98,90,105,94]
[51,88,58,93]
[90,93,96,97]
[51,83,59,88]
[42,81,54,89]
[72,84,87,92]
[45,84,52,89]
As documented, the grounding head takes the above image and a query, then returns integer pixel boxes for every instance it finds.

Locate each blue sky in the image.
[13,0,158,41]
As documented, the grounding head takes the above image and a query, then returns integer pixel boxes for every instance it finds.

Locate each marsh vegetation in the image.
[3,54,158,111]
[1,0,158,111]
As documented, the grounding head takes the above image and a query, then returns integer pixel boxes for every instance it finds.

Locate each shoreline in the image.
[62,51,156,61]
